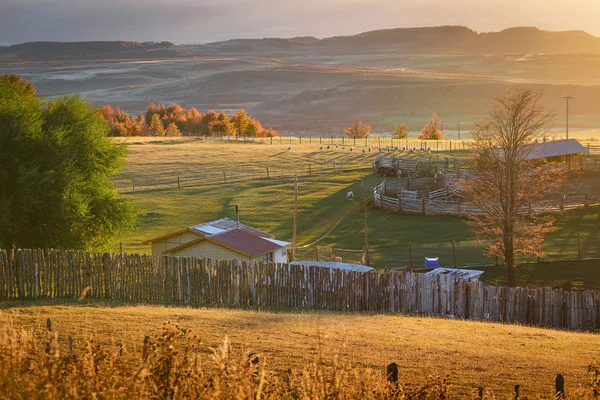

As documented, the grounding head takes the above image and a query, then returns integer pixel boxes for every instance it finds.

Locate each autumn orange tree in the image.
[460,89,565,286]
[393,123,408,139]
[418,113,443,140]
[344,121,371,139]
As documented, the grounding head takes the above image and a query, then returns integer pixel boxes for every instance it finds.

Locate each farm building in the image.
[144,218,290,263]
[499,139,588,170]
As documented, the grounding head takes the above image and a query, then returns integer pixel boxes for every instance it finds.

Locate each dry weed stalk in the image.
[0,316,597,399]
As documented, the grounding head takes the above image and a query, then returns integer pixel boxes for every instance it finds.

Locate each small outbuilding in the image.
[499,139,588,170]
[144,218,290,263]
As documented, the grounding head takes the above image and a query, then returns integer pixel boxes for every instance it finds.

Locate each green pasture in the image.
[116,139,600,283]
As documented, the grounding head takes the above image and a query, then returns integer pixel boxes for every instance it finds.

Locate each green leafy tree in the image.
[393,123,408,139]
[0,75,135,249]
[231,108,250,137]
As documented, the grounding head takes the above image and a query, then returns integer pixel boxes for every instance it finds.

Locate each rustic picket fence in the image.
[1,249,599,331]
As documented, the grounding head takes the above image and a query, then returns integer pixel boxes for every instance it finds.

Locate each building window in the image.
[263,252,273,263]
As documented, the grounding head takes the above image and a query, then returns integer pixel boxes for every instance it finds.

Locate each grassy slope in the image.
[2,303,598,398]
[116,138,600,279]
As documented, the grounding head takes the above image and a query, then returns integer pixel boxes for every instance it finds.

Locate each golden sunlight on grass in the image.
[2,302,598,397]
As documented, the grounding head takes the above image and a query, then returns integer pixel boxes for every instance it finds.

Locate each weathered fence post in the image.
[422,198,426,216]
[266,167,269,178]
[397,194,402,213]
[386,362,399,384]
[408,243,413,272]
[452,240,457,268]
[103,252,111,299]
[223,171,227,183]
[514,384,520,400]
[555,374,565,398]
[560,195,565,212]
[177,176,180,188]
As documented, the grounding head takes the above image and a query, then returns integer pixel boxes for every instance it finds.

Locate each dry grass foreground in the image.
[1,302,599,398]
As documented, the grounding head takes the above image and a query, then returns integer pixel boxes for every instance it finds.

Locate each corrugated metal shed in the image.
[426,267,484,280]
[290,261,374,273]
[209,229,282,257]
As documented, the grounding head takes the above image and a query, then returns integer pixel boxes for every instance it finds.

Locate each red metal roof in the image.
[208,228,284,257]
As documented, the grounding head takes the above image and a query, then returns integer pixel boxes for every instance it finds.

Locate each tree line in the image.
[344,113,444,140]
[101,104,279,138]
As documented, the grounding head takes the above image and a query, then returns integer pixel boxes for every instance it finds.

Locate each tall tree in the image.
[231,108,250,137]
[0,75,135,249]
[148,113,165,136]
[0,75,45,248]
[393,123,408,139]
[165,122,182,137]
[460,89,564,286]
[344,121,371,139]
[418,113,444,140]
[208,118,232,136]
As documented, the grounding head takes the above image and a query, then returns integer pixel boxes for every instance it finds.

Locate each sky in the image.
[1,0,599,45]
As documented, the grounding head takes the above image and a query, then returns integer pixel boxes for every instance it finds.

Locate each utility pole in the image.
[562,95,574,140]
[361,176,370,266]
[292,175,298,261]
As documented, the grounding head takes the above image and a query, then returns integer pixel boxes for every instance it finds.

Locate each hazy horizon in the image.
[1,0,600,45]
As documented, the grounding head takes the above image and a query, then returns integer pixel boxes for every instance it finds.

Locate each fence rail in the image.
[373,181,600,217]
[1,249,598,331]
[181,134,475,152]
[114,160,364,193]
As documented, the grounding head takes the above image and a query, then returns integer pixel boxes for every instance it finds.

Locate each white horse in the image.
[346,191,354,201]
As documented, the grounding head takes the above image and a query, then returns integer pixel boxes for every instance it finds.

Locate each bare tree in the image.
[460,89,565,287]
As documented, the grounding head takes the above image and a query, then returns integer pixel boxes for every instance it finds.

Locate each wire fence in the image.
[114,160,369,193]
[171,133,475,152]
[370,234,600,269]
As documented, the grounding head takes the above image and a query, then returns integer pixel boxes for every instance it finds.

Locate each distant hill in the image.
[1,26,599,64]
[0,41,177,62]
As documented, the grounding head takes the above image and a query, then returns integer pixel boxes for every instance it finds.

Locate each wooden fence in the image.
[114,160,362,193]
[373,181,600,217]
[203,133,474,152]
[1,249,598,331]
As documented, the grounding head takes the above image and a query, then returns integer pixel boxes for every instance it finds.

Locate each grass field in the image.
[1,302,598,398]
[115,138,600,275]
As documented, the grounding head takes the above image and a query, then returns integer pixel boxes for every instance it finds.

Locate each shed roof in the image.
[498,139,588,161]
[425,267,484,280]
[208,229,284,257]
[190,218,273,238]
[144,217,273,244]
[290,261,374,273]
[525,139,588,160]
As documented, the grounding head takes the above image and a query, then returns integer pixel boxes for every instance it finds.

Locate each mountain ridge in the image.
[1,26,600,63]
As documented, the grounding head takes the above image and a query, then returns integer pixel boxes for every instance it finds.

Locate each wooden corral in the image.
[373,181,600,217]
